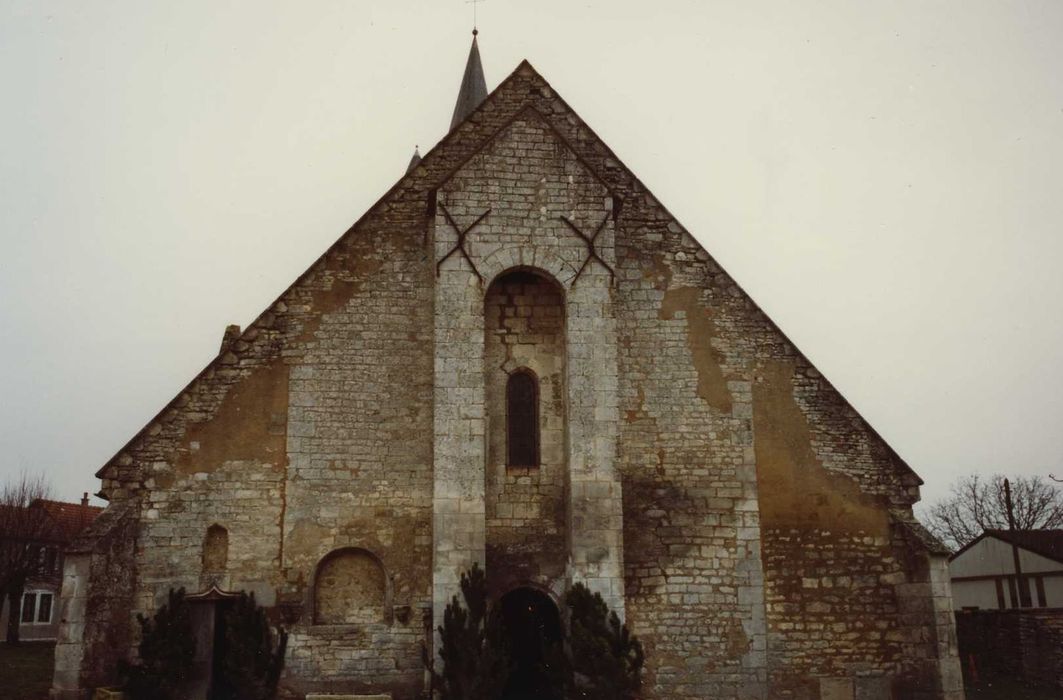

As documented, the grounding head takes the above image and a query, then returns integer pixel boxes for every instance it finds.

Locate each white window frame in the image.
[20,589,54,625]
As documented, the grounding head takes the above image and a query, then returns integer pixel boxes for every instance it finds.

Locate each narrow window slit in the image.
[507,370,540,467]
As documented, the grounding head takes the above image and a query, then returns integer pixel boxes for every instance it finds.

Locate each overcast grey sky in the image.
[1,1,1061,510]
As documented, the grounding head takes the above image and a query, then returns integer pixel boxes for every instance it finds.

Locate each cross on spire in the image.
[466,0,485,30]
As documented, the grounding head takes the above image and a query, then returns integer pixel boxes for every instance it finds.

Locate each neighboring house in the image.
[949,529,1063,610]
[0,494,102,641]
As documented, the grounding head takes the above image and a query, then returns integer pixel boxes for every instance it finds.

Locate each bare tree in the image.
[0,472,54,644]
[919,474,1063,551]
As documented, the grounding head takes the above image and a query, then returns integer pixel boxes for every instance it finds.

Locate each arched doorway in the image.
[499,587,563,700]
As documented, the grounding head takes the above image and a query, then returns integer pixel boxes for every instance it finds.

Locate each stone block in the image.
[854,676,890,700]
[820,677,855,700]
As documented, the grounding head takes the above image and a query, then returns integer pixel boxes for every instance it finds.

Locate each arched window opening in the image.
[314,548,387,625]
[507,370,540,467]
[202,524,228,573]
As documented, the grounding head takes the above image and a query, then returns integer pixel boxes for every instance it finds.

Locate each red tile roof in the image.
[31,499,104,541]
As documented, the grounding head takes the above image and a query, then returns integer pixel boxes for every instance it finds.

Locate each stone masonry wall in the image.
[50,502,139,698]
[91,186,434,698]
[613,219,959,698]
[956,607,1063,690]
[79,503,138,691]
[51,552,90,699]
[614,215,960,699]
[760,528,905,698]
[433,111,625,625]
[616,229,769,698]
[277,216,433,696]
[484,271,568,594]
[80,60,960,699]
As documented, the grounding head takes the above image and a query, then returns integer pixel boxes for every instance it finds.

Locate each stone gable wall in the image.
[69,62,960,700]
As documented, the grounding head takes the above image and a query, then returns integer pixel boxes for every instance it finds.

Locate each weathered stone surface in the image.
[56,57,961,700]
[314,550,388,625]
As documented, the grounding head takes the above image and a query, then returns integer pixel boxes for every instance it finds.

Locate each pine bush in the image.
[425,563,511,700]
[215,591,289,700]
[562,583,643,700]
[122,588,287,700]
[124,588,196,700]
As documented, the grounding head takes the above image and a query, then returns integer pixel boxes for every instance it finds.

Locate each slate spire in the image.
[406,146,421,174]
[449,30,488,131]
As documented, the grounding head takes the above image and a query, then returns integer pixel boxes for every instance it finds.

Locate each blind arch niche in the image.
[313,548,389,625]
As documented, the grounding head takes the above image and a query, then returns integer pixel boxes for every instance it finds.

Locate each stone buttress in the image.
[431,110,626,628]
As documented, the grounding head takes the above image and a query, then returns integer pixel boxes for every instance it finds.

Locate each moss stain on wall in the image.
[296,255,384,341]
[175,357,289,476]
[753,360,887,535]
[658,286,733,414]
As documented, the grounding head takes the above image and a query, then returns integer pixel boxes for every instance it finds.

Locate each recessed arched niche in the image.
[483,267,568,593]
[202,524,229,573]
[313,548,389,625]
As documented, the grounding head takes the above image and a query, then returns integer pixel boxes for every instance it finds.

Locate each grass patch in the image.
[0,641,55,700]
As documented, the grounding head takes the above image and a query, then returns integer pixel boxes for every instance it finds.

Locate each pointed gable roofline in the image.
[95,58,923,496]
[950,529,1063,565]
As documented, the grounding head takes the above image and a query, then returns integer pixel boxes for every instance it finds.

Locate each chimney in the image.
[79,492,90,531]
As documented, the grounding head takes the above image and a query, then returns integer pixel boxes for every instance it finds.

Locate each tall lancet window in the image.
[507,370,539,467]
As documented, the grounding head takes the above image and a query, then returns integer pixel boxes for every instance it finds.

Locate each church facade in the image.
[53,38,962,700]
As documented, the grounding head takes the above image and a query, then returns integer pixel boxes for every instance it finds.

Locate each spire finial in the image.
[406,145,422,174]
